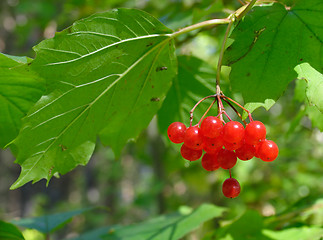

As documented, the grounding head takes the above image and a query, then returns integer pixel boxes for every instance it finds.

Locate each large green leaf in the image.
[158,55,219,133]
[11,208,93,234]
[0,53,44,148]
[10,8,177,189]
[224,0,323,105]
[102,204,226,240]
[0,220,25,240]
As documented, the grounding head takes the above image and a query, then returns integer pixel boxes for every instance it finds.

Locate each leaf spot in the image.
[150,97,160,102]
[156,66,167,72]
[59,144,68,151]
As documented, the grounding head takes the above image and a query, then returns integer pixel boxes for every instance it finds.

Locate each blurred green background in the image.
[0,0,322,239]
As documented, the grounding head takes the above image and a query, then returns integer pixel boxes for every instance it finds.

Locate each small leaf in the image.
[102,203,226,240]
[10,8,177,189]
[0,220,25,240]
[0,53,44,148]
[224,0,323,103]
[295,63,323,114]
[242,99,275,119]
[11,208,93,234]
[263,226,323,240]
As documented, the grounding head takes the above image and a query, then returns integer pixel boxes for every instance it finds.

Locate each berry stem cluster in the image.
[167,93,279,198]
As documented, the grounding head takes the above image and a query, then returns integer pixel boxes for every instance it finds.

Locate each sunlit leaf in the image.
[224,0,323,104]
[10,8,177,189]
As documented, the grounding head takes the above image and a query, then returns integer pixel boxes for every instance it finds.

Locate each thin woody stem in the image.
[216,19,234,95]
[222,98,247,125]
[189,94,218,126]
[171,18,230,38]
[198,99,217,126]
[222,95,254,121]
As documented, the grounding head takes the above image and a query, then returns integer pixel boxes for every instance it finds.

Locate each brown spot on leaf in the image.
[150,97,160,102]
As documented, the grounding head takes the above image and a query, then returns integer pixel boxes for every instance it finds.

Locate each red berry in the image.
[217,149,237,169]
[180,144,202,161]
[222,121,245,144]
[184,126,204,150]
[167,122,187,143]
[244,121,266,145]
[203,145,219,154]
[235,143,256,161]
[256,139,279,162]
[223,139,243,151]
[203,136,223,150]
[222,178,241,198]
[201,153,220,171]
[200,116,223,138]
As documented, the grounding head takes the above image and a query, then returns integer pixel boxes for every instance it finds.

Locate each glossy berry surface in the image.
[184,126,204,150]
[201,153,220,171]
[256,139,279,162]
[223,139,243,151]
[200,116,223,138]
[217,149,237,169]
[245,121,266,145]
[180,144,202,161]
[167,122,187,144]
[222,121,245,144]
[222,178,241,198]
[235,144,256,161]
[203,136,223,150]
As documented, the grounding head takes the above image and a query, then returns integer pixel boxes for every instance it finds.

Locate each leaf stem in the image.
[170,18,231,38]
[189,94,218,126]
[236,0,258,20]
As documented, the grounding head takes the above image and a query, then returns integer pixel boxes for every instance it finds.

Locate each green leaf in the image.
[216,210,270,240]
[11,208,93,234]
[0,54,44,148]
[242,99,275,119]
[10,8,177,189]
[263,227,323,240]
[102,204,226,240]
[0,220,25,240]
[295,63,323,113]
[158,55,218,132]
[224,0,323,103]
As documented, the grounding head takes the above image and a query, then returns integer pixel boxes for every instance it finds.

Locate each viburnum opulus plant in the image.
[167,1,279,199]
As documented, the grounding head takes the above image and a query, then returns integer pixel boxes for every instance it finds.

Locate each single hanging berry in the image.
[235,143,256,161]
[217,149,237,169]
[167,122,187,143]
[180,144,202,161]
[244,121,266,145]
[184,126,204,150]
[200,116,223,138]
[256,139,279,162]
[222,178,241,198]
[201,152,220,171]
[222,121,245,144]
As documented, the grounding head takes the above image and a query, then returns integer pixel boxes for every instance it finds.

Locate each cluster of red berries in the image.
[167,115,278,198]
